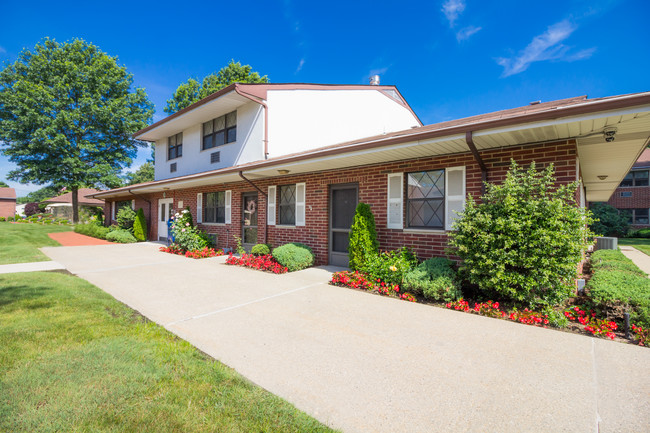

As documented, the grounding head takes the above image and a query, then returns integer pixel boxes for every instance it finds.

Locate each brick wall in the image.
[0,199,16,219]
[107,139,578,265]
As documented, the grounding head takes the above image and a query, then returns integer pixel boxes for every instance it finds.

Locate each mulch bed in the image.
[48,232,115,246]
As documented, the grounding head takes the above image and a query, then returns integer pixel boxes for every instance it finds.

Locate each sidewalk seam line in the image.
[165,282,323,327]
[591,338,602,433]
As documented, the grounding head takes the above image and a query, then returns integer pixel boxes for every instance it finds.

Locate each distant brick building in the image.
[0,187,17,219]
[605,149,650,227]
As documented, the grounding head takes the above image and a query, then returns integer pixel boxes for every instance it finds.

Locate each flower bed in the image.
[445,299,550,327]
[330,270,416,302]
[225,253,288,274]
[564,306,618,339]
[159,246,224,259]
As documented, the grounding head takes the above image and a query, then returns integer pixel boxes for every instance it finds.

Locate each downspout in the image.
[238,171,269,244]
[465,131,488,195]
[128,189,152,241]
[234,85,269,160]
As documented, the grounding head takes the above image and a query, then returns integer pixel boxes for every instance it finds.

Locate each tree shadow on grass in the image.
[0,283,54,309]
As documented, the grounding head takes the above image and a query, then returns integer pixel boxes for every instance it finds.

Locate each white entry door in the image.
[158,198,174,241]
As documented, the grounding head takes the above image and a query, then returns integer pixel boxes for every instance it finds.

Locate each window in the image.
[170,162,177,173]
[203,111,237,150]
[407,170,445,229]
[623,208,650,225]
[620,170,649,187]
[168,132,182,160]
[278,184,296,225]
[620,191,632,198]
[203,192,225,223]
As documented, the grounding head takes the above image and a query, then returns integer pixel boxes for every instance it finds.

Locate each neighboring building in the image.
[0,188,17,219]
[91,83,650,266]
[604,148,650,227]
[42,188,105,220]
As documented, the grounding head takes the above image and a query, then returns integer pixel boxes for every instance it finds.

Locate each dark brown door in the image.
[329,183,358,266]
[242,192,258,250]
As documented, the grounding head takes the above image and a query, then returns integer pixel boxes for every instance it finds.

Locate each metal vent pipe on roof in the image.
[369,75,380,85]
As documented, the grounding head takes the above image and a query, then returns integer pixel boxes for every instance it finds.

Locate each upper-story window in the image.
[168,132,183,160]
[620,170,649,187]
[407,169,445,229]
[203,111,237,150]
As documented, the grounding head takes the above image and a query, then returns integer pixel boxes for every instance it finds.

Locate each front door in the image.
[329,183,358,267]
[242,192,258,250]
[158,198,174,241]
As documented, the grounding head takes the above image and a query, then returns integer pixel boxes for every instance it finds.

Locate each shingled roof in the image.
[42,188,105,206]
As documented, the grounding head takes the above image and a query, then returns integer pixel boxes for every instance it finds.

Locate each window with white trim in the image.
[168,132,182,160]
[267,183,305,226]
[203,192,226,223]
[203,111,237,150]
[406,169,445,229]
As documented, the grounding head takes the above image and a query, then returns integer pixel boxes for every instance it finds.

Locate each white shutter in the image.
[387,173,403,229]
[131,200,135,210]
[267,186,276,225]
[225,190,232,224]
[295,183,306,226]
[445,166,466,230]
[196,193,203,223]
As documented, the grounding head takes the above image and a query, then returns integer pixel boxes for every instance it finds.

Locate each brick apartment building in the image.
[0,187,17,219]
[604,148,650,227]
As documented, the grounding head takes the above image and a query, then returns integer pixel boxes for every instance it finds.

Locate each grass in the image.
[617,237,650,256]
[0,222,72,265]
[0,271,336,433]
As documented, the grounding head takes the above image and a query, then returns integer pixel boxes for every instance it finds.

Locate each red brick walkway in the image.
[48,232,115,246]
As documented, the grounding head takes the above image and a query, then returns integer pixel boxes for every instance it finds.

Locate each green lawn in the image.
[0,222,72,265]
[618,238,650,256]
[0,272,336,433]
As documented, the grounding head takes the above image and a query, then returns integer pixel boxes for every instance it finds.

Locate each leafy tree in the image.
[588,202,630,237]
[0,38,154,223]
[16,185,61,204]
[125,161,154,185]
[449,160,594,308]
[24,202,40,216]
[348,202,379,270]
[0,180,9,187]
[132,208,147,241]
[164,60,269,114]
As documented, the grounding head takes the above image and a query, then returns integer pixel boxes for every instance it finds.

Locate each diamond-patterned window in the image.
[407,170,445,229]
[203,192,225,223]
[278,184,296,225]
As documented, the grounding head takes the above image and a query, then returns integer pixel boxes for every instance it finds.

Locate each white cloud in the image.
[295,58,305,74]
[441,0,465,27]
[496,19,593,77]
[456,25,482,41]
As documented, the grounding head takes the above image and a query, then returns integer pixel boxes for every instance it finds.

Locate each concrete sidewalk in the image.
[42,243,650,433]
[0,260,66,274]
[619,245,650,275]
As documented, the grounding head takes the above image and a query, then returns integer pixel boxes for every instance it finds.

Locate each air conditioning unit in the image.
[594,237,618,250]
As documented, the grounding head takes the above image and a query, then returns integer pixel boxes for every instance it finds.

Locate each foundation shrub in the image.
[403,257,461,301]
[132,208,147,242]
[272,243,314,272]
[636,228,650,238]
[348,202,378,271]
[251,243,271,256]
[170,208,211,251]
[105,228,137,243]
[0,217,5,222]
[116,206,136,232]
[588,202,629,237]
[449,160,594,308]
[361,247,418,286]
[74,221,110,239]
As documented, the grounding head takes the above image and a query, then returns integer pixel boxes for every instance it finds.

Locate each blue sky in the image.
[1,0,648,196]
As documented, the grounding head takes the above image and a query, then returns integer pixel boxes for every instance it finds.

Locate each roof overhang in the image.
[94,94,650,202]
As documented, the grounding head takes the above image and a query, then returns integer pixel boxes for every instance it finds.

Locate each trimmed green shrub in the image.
[116,206,136,232]
[637,228,650,238]
[403,257,461,301]
[272,243,314,272]
[105,229,137,243]
[361,247,418,285]
[251,243,271,256]
[132,208,147,242]
[589,202,629,237]
[74,222,110,239]
[0,217,5,222]
[348,202,378,271]
[449,160,594,308]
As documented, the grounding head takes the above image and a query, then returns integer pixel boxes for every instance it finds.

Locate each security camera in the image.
[603,127,617,142]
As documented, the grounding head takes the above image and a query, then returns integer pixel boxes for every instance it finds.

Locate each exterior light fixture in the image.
[603,127,617,142]
[597,175,608,180]
[277,169,290,175]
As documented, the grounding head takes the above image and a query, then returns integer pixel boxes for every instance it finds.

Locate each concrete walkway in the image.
[619,245,650,275]
[0,260,66,274]
[41,243,650,433]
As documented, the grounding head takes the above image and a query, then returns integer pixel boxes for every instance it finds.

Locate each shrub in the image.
[24,202,40,217]
[361,247,418,285]
[403,257,461,302]
[169,208,210,251]
[0,217,5,222]
[636,228,650,238]
[132,208,147,242]
[75,221,110,239]
[105,229,137,243]
[272,243,314,272]
[588,202,629,237]
[116,206,136,231]
[449,160,594,308]
[251,243,271,256]
[348,202,378,271]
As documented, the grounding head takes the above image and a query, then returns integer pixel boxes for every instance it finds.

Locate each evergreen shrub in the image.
[251,243,271,256]
[348,202,378,271]
[116,206,136,232]
[449,160,594,308]
[132,208,147,242]
[272,243,314,272]
[588,202,629,237]
[106,229,137,243]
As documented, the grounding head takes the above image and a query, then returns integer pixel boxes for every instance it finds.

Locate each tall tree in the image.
[0,38,153,222]
[164,60,269,114]
[125,161,154,185]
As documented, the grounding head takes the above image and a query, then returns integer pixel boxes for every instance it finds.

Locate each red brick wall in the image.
[107,140,578,265]
[0,199,16,219]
